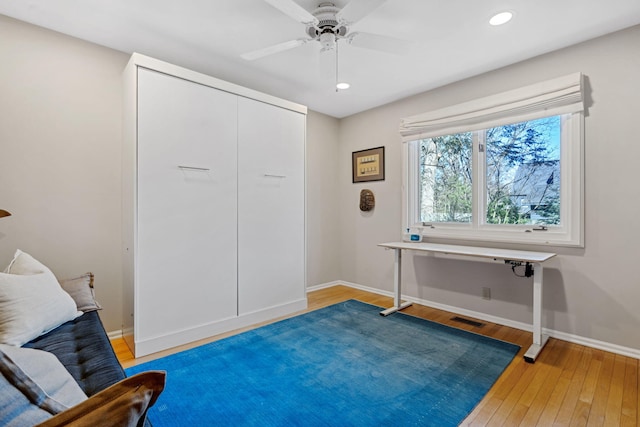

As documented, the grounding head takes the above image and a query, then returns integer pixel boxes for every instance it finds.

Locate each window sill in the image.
[412,227,583,248]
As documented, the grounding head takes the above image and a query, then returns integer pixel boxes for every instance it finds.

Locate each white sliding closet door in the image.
[237,97,305,315]
[136,69,238,341]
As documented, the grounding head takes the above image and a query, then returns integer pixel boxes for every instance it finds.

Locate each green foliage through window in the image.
[419,133,472,223]
[418,116,561,226]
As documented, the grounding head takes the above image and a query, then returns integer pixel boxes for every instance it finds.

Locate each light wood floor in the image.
[112,285,639,426]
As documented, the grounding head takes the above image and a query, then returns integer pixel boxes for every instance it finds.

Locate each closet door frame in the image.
[136,68,239,345]
[122,54,308,357]
[237,97,306,315]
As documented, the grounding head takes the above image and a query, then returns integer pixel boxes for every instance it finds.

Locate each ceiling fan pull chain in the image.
[335,40,339,92]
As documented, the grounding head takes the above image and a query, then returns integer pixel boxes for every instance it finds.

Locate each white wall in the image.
[0,15,129,332]
[306,110,341,286]
[338,25,640,352]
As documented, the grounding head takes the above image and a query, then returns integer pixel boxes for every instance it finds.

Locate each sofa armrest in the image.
[36,371,166,427]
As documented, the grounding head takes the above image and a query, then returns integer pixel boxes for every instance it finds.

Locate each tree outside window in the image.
[418,116,561,226]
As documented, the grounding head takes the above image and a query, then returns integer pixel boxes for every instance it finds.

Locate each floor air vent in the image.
[451,316,485,327]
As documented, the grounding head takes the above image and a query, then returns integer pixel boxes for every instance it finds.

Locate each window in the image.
[418,131,473,224]
[401,74,584,247]
[484,116,561,226]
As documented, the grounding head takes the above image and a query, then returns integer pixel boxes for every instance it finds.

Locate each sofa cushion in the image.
[0,344,87,426]
[0,250,81,346]
[23,311,126,397]
[59,273,102,313]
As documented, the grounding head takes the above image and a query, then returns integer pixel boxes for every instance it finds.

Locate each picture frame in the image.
[352,146,385,183]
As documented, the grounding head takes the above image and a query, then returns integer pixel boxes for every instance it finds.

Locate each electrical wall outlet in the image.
[482,287,491,300]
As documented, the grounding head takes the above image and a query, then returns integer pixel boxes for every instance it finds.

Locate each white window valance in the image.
[399,72,584,142]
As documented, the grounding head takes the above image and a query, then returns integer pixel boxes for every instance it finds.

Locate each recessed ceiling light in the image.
[489,11,513,26]
[336,82,350,90]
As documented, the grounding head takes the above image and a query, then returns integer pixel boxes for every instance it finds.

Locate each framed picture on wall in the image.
[352,146,385,183]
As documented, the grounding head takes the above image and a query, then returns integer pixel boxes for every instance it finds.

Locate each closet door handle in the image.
[178,165,211,171]
[264,173,287,178]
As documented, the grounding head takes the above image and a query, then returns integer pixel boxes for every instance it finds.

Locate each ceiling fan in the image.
[241,0,411,60]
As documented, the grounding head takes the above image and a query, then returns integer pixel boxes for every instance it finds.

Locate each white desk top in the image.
[379,241,556,263]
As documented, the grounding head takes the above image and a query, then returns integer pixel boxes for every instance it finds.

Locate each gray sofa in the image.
[23,310,127,400]
[0,265,164,426]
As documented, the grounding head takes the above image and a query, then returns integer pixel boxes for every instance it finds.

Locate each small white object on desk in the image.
[402,228,422,243]
[378,241,556,363]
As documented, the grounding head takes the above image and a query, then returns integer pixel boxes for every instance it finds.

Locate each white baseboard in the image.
[107,330,123,341]
[306,281,344,292]
[132,298,307,357]
[307,281,640,360]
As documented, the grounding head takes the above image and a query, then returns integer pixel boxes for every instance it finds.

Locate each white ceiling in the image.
[2,0,640,118]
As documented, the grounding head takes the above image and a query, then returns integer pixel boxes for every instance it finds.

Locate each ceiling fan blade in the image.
[241,38,310,61]
[346,32,413,55]
[337,0,388,25]
[264,0,318,26]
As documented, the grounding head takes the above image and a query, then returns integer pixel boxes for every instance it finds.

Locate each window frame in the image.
[403,112,584,248]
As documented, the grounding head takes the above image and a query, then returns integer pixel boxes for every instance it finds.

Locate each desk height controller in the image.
[506,260,534,277]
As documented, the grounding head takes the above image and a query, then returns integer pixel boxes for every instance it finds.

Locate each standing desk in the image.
[378,241,556,363]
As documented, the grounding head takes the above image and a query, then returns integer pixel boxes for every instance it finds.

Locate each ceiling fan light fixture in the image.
[336,82,350,90]
[319,32,336,51]
[489,11,513,26]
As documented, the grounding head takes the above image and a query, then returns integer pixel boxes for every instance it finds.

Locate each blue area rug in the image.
[126,300,519,426]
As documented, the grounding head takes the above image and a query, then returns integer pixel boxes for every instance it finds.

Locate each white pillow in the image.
[0,344,87,406]
[0,250,82,346]
[0,344,88,426]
